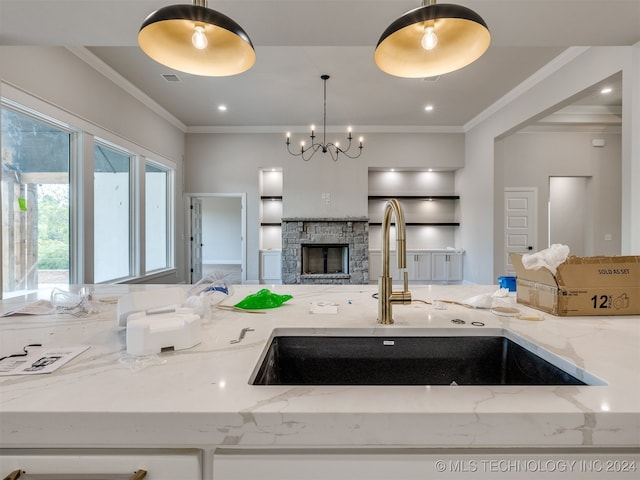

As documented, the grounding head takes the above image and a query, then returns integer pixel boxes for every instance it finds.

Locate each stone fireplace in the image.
[282,218,369,285]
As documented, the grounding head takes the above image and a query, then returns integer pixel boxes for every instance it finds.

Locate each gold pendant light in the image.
[138,0,255,77]
[375,0,490,78]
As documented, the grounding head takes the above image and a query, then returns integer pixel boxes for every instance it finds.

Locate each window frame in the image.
[92,138,135,284]
[1,98,79,293]
[1,88,177,296]
[144,158,175,275]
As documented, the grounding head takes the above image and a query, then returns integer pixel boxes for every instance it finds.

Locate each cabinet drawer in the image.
[0,449,201,480]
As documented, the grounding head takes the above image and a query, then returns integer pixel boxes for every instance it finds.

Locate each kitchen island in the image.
[1,284,639,479]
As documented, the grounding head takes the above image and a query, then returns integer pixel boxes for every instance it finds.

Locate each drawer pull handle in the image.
[3,469,147,480]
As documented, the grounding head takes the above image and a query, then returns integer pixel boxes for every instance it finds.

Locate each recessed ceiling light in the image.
[425,105,434,112]
[601,87,613,94]
[218,105,228,112]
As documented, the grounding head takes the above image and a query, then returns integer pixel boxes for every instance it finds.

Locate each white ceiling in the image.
[1,1,638,131]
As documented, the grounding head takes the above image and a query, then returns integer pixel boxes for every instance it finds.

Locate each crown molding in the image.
[464,47,589,132]
[186,125,464,134]
[66,47,187,132]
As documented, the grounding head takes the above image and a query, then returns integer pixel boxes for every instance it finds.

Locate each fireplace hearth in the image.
[282,218,369,285]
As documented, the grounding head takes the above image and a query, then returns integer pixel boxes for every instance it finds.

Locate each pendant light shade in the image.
[138,2,255,77]
[375,2,490,78]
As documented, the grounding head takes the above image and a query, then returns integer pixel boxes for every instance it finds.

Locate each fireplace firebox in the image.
[302,244,349,275]
[281,217,369,285]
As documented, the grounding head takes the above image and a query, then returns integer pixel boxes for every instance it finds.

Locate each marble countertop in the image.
[1,284,639,450]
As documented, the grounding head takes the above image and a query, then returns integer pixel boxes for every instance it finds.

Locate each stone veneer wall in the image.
[282,218,369,285]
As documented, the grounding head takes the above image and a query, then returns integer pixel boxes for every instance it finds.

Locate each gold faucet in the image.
[378,199,412,324]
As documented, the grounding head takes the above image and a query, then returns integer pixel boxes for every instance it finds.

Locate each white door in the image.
[190,197,203,283]
[504,188,537,275]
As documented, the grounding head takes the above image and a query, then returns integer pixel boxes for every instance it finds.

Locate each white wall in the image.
[0,47,184,163]
[549,177,591,256]
[462,46,638,284]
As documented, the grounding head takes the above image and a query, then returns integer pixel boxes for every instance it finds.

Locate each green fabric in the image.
[234,288,292,310]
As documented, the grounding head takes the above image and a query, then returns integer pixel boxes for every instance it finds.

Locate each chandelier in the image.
[286,75,363,162]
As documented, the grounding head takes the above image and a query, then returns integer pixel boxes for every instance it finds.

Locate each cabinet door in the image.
[1,450,201,479]
[260,251,282,283]
[370,251,402,282]
[388,251,402,282]
[407,252,432,281]
[431,253,448,281]
[432,253,463,282]
[447,252,463,281]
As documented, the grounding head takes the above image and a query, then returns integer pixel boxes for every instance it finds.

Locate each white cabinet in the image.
[260,250,282,284]
[369,251,402,284]
[371,250,462,284]
[1,450,202,480]
[432,252,463,282]
[406,252,432,281]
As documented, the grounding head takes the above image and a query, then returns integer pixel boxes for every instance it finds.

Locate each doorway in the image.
[187,193,246,285]
[548,176,592,257]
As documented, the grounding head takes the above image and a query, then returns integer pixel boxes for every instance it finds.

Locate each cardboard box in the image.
[510,253,640,316]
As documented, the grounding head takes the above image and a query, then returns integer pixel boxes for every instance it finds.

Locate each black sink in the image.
[251,331,594,386]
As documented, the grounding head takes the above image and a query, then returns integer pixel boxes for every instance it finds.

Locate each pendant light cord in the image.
[322,75,328,147]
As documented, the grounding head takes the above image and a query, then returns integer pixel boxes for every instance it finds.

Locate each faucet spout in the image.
[378,199,412,324]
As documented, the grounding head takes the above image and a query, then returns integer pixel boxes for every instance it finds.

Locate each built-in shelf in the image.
[368,195,460,200]
[369,222,460,227]
[368,195,460,227]
[260,170,283,274]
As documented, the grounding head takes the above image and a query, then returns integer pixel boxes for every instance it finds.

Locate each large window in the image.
[1,95,176,298]
[93,142,132,283]
[1,106,72,297]
[145,161,172,272]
